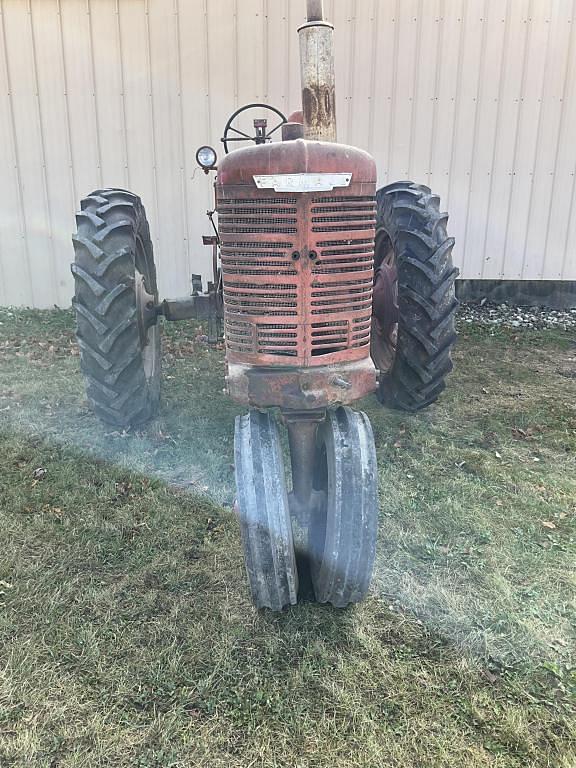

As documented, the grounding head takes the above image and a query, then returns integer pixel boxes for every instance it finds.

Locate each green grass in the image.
[0,307,575,767]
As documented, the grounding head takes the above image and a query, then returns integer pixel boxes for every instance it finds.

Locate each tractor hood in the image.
[217,139,376,188]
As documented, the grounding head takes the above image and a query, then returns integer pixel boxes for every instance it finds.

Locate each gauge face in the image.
[196,145,217,169]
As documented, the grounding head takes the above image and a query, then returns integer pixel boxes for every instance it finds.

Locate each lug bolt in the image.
[292,251,300,260]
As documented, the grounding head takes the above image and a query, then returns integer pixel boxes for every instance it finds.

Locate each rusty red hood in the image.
[217,139,376,186]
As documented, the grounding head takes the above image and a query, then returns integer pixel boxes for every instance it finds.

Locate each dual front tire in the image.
[234,407,378,610]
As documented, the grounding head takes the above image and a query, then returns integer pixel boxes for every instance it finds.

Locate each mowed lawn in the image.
[0,307,574,768]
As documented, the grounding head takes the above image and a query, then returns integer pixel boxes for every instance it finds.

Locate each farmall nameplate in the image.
[253,173,352,193]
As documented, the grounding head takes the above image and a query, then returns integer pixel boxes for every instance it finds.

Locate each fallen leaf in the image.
[542,521,556,530]
[496,500,503,506]
[482,669,499,684]
[495,451,502,459]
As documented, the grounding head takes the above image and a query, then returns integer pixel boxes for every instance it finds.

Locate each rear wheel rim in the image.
[134,267,158,382]
[371,228,399,375]
[134,232,159,384]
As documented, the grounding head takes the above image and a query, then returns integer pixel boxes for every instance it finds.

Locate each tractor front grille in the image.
[217,186,375,365]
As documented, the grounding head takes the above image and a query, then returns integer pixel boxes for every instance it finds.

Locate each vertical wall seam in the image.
[560,3,576,278]
[174,0,190,276]
[500,0,533,278]
[427,0,444,186]
[86,0,103,187]
[345,0,357,143]
[233,0,239,109]
[460,0,489,277]
[284,0,290,109]
[519,5,553,279]
[366,0,379,154]
[284,0,289,109]
[29,0,59,306]
[385,0,401,181]
[144,0,160,255]
[560,164,576,279]
[0,0,7,304]
[542,0,575,279]
[480,0,510,278]
[202,0,212,139]
[0,0,34,306]
[408,0,424,179]
[115,0,129,189]
[446,0,467,213]
[56,0,77,208]
[263,0,269,101]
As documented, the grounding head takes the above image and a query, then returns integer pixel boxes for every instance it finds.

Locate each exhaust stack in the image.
[298,0,337,142]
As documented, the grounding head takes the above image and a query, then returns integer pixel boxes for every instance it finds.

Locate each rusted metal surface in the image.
[226,358,377,410]
[217,139,377,388]
[298,20,337,142]
[287,110,304,124]
[217,138,375,186]
[284,410,325,525]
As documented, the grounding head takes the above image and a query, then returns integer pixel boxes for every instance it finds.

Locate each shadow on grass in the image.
[1,311,575,674]
[0,415,574,767]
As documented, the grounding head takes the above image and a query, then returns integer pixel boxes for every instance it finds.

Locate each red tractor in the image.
[71,0,458,610]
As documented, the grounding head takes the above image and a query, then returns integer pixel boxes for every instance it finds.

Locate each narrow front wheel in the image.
[234,411,298,611]
[309,407,379,607]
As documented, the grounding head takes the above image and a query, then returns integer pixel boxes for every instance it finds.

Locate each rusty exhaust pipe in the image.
[298,0,337,142]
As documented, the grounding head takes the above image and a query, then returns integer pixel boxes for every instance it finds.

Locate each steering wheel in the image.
[222,103,288,154]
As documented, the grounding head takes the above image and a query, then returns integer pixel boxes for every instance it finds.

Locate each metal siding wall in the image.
[0,0,575,308]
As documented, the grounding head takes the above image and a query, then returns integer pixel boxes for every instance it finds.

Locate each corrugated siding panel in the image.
[0,0,575,308]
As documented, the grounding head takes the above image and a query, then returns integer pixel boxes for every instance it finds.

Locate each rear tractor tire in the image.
[71,188,161,428]
[371,182,459,412]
